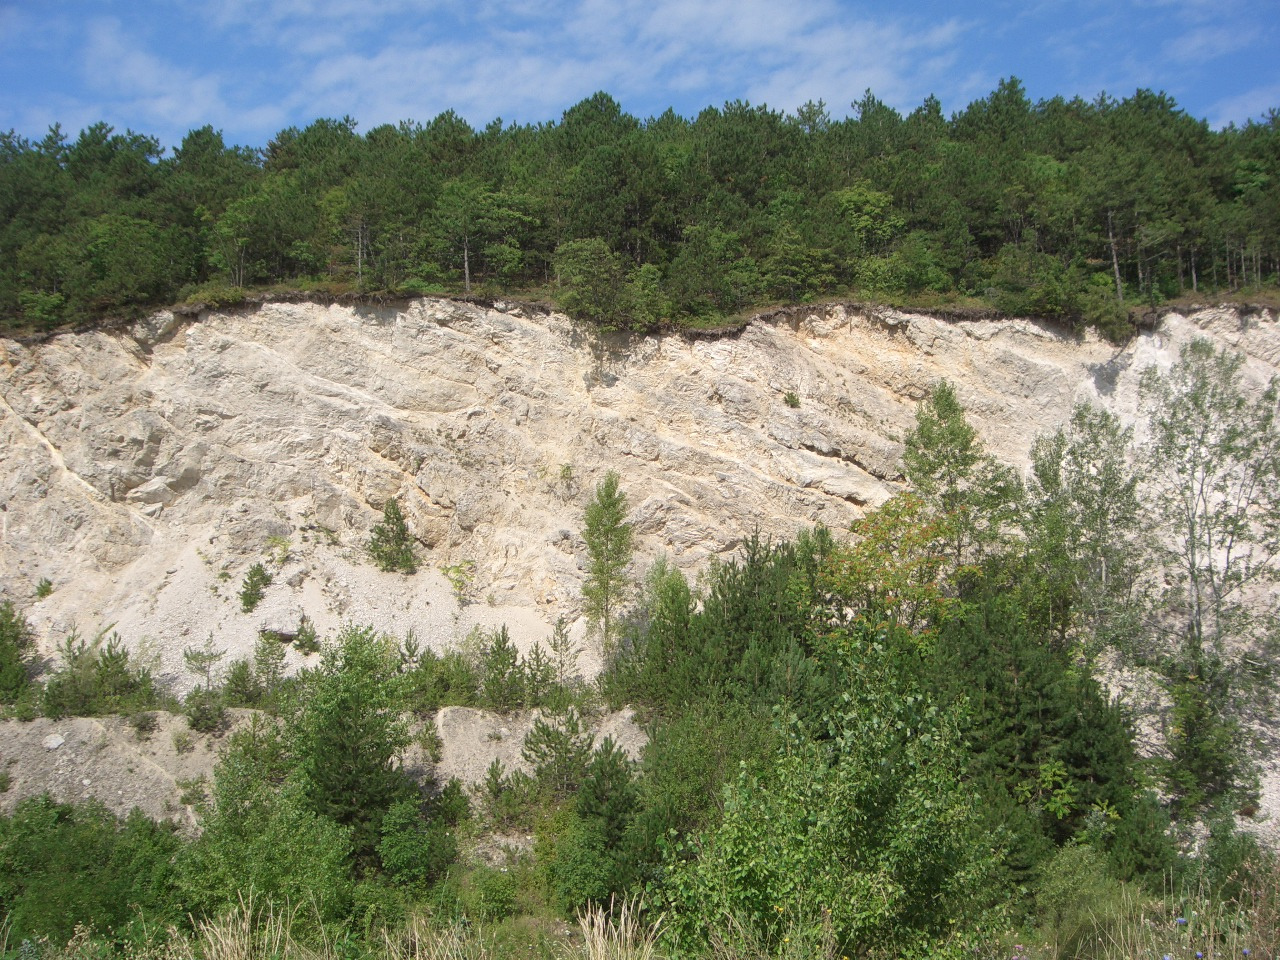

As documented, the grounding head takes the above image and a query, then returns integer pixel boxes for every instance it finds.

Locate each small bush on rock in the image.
[239,563,272,612]
[367,499,417,574]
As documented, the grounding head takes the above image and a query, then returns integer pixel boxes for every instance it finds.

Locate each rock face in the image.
[3,298,1280,693]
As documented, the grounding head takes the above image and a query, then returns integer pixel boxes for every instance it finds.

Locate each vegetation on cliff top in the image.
[2,82,1278,339]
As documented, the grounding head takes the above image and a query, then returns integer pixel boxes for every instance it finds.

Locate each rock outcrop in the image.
[4,299,1279,689]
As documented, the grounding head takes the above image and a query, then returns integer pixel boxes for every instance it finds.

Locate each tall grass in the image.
[1037,857,1280,960]
[563,900,664,960]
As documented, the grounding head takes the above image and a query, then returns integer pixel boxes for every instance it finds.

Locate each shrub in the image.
[183,687,227,733]
[523,707,593,797]
[128,710,158,739]
[661,627,1000,957]
[42,630,160,718]
[0,600,34,702]
[222,658,264,707]
[545,814,612,916]
[403,648,479,713]
[460,865,518,921]
[0,797,183,944]
[377,782,468,889]
[367,499,417,573]
[239,563,272,612]
[783,390,800,408]
[293,614,319,654]
[480,625,524,712]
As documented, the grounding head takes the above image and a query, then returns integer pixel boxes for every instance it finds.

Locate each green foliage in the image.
[239,562,272,612]
[555,238,627,328]
[610,531,834,719]
[541,812,613,916]
[293,625,414,864]
[903,380,1021,567]
[0,600,34,702]
[1141,339,1280,658]
[2,87,1277,331]
[582,471,634,648]
[252,627,288,706]
[479,625,524,712]
[1034,842,1132,960]
[822,493,954,639]
[627,699,780,869]
[42,630,161,718]
[294,612,320,653]
[1164,647,1256,813]
[183,685,227,733]
[402,645,480,712]
[522,706,594,797]
[441,560,475,604]
[221,658,262,708]
[377,781,468,890]
[0,796,183,945]
[34,578,53,599]
[1140,339,1280,808]
[576,737,637,847]
[460,865,518,921]
[782,390,800,408]
[931,589,1140,847]
[179,718,354,933]
[1023,402,1144,647]
[367,499,417,574]
[182,635,226,689]
[662,626,1001,957]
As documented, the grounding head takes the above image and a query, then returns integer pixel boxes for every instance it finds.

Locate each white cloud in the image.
[1208,84,1280,129]
[1163,25,1249,62]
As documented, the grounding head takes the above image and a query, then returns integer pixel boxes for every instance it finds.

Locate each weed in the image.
[442,561,476,606]
[266,535,292,567]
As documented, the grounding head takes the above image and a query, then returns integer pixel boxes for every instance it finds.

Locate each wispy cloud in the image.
[1209,84,1280,128]
[1163,25,1249,61]
[1,0,1274,147]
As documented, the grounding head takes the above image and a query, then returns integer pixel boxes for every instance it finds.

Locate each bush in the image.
[0,796,183,944]
[239,563,272,612]
[0,600,34,702]
[183,686,226,733]
[661,627,1000,957]
[460,865,518,921]
[222,658,264,707]
[377,781,469,889]
[544,814,612,916]
[367,499,417,573]
[403,648,480,713]
[523,707,594,797]
[480,625,524,712]
[42,631,160,718]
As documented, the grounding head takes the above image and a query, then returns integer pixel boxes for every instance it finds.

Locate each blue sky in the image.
[2,0,1277,152]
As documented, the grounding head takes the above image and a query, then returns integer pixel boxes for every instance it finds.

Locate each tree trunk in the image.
[1108,210,1124,301]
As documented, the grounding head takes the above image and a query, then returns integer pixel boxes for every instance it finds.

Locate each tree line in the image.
[1,81,1277,337]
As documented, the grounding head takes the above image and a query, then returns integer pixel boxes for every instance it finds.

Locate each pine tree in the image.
[367,498,417,573]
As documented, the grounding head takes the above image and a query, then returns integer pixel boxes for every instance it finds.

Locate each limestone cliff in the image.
[2,298,1279,692]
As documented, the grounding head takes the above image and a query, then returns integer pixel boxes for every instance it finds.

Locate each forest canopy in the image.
[2,81,1277,337]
